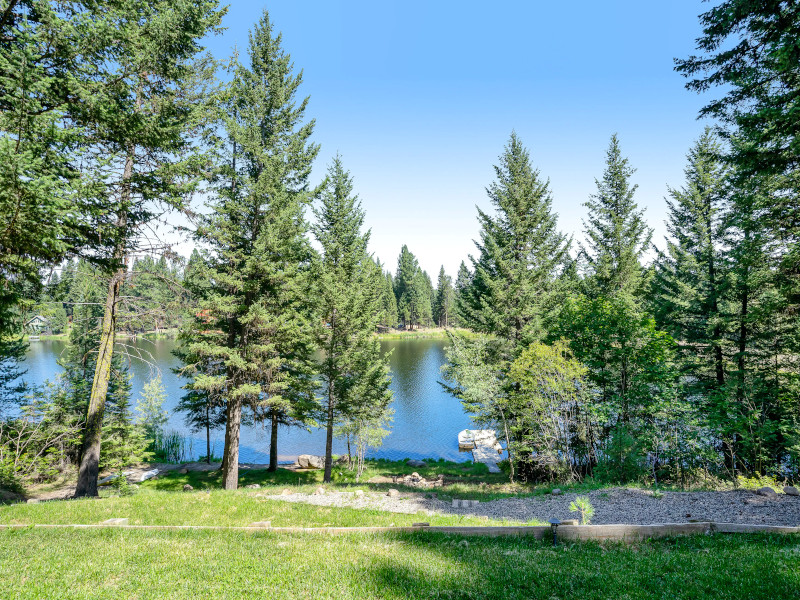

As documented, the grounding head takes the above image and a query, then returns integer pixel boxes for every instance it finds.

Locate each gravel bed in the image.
[259,487,800,526]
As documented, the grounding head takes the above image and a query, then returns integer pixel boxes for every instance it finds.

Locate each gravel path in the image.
[260,487,800,526]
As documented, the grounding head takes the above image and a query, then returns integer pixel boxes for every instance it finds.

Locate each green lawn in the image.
[0,528,797,599]
[0,488,530,528]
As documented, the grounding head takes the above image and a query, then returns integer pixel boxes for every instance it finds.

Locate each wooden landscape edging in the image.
[2,521,800,540]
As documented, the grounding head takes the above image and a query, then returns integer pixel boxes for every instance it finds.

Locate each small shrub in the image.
[736,474,783,492]
[569,495,595,525]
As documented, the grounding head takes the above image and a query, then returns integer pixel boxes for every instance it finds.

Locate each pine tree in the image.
[463,132,569,350]
[73,1,224,498]
[374,261,398,329]
[179,10,319,488]
[394,246,431,329]
[453,261,471,327]
[676,1,800,182]
[443,133,569,481]
[651,129,730,412]
[312,156,392,483]
[433,266,456,327]
[581,134,652,299]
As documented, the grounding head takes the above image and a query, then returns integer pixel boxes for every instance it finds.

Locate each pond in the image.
[20,337,476,464]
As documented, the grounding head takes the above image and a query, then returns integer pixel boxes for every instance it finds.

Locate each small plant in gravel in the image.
[569,495,595,525]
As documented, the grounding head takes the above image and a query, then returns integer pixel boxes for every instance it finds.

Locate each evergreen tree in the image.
[433,266,456,327]
[453,261,471,327]
[651,130,732,451]
[444,134,569,481]
[462,132,569,349]
[374,261,398,329]
[179,11,319,489]
[394,246,431,329]
[676,1,800,182]
[312,156,393,483]
[581,134,652,299]
[73,1,224,497]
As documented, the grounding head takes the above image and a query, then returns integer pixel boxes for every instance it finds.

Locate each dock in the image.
[458,429,504,473]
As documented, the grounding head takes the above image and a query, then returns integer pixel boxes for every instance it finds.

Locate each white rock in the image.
[313,487,325,496]
[138,469,159,482]
[355,490,365,497]
[298,455,325,469]
[386,489,400,497]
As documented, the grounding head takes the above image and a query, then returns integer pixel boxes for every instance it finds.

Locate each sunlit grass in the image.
[0,529,797,599]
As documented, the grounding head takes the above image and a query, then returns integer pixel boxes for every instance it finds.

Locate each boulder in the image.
[297,454,325,469]
[26,498,39,504]
[407,459,427,468]
[313,487,326,496]
[281,488,293,496]
[245,484,260,489]
[386,489,400,497]
[756,486,777,497]
[411,472,420,479]
[138,469,159,482]
[179,468,189,475]
[551,488,563,496]
[784,486,799,496]
[183,484,193,492]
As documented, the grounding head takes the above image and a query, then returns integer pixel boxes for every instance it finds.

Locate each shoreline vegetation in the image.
[25,326,468,343]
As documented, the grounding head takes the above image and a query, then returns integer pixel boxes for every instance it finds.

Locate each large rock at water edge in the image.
[297,454,325,469]
[406,459,427,468]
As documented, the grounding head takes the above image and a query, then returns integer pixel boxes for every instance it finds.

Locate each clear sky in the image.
[194,0,714,278]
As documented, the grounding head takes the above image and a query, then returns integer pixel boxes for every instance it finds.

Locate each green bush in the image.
[593,426,648,484]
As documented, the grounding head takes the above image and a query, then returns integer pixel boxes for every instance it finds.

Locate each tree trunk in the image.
[324,390,334,483]
[74,147,134,498]
[221,397,241,489]
[205,404,211,464]
[74,267,124,497]
[268,411,278,472]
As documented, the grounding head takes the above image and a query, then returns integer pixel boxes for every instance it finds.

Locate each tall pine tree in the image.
[581,134,652,300]
[179,11,319,488]
[313,156,392,483]
[462,132,569,350]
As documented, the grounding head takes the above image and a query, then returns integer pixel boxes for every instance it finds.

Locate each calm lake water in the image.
[21,337,475,463]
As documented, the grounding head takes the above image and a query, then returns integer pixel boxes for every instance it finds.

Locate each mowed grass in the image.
[0,488,529,527]
[1,528,798,599]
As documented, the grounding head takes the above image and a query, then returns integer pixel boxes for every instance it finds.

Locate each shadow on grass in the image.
[362,532,800,600]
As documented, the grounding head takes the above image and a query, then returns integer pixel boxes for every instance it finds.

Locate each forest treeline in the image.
[1,1,798,494]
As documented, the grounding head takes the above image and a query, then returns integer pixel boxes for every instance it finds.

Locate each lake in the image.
[20,337,476,464]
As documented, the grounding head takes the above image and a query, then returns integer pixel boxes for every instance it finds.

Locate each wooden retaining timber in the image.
[2,522,799,540]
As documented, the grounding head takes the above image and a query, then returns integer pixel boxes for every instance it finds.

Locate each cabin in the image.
[25,315,51,335]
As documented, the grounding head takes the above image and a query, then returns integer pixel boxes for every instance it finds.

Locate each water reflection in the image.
[21,337,474,463]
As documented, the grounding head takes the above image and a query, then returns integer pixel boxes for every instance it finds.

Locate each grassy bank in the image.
[0,488,519,527]
[1,528,797,599]
[375,327,474,340]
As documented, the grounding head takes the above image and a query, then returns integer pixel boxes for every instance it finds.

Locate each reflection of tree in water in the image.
[26,338,473,461]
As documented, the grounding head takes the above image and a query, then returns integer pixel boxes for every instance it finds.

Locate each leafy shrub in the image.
[736,474,784,492]
[593,426,648,484]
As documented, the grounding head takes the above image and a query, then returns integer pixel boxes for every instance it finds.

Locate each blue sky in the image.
[196,1,715,278]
